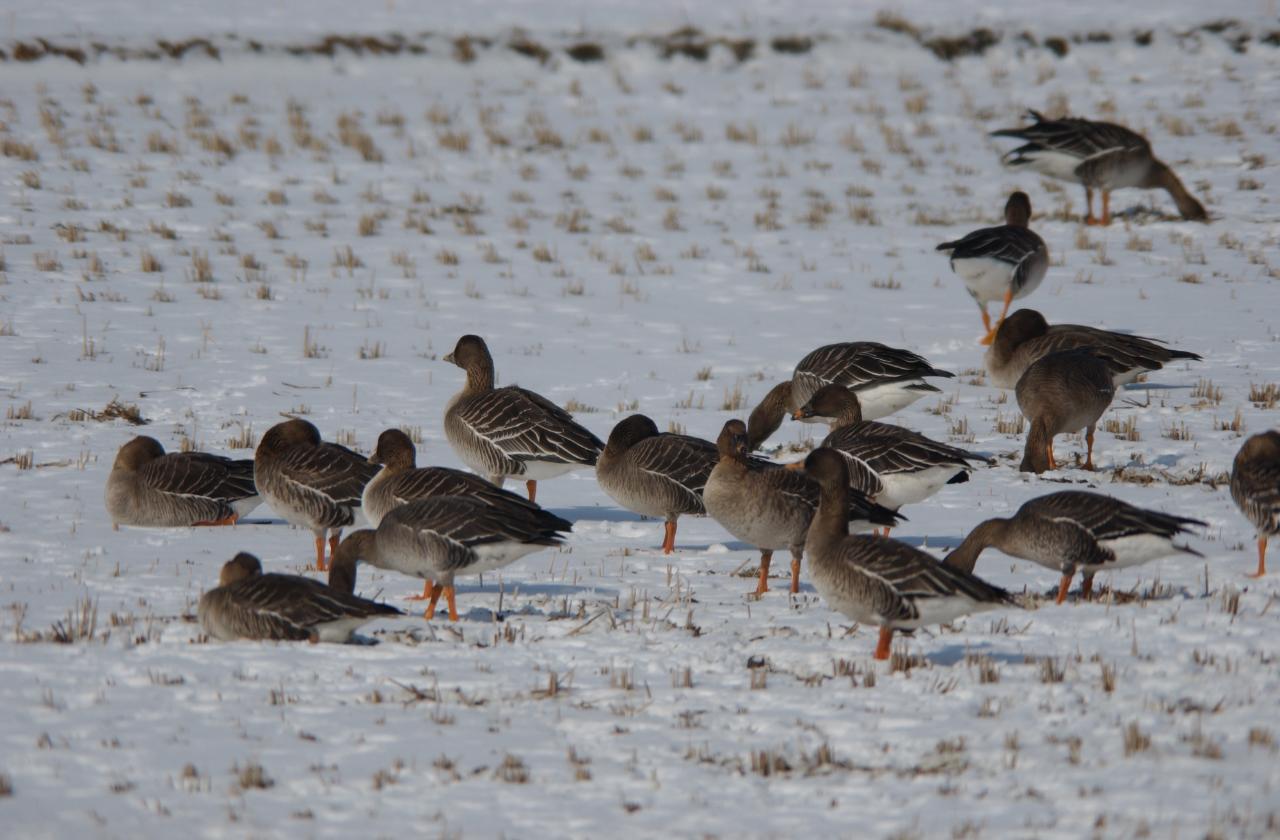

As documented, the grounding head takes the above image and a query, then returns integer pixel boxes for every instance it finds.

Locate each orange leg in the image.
[1081,573,1095,601]
[444,585,459,622]
[662,520,677,555]
[874,626,893,660]
[525,480,537,504]
[406,579,436,601]
[979,289,1015,346]
[789,551,801,595]
[194,513,239,527]
[312,535,327,572]
[1046,440,1057,471]
[1084,186,1098,225]
[422,582,445,620]
[327,533,340,570]
[1055,573,1073,605]
[1248,537,1268,578]
[978,306,992,338]
[754,550,773,596]
[1100,191,1111,226]
[1083,427,1096,471]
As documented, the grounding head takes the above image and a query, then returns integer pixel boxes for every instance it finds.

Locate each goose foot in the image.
[194,513,238,527]
[423,583,445,619]
[525,480,537,504]
[789,553,801,595]
[1055,574,1073,605]
[311,535,328,572]
[406,580,436,601]
[1247,538,1268,578]
[1081,574,1095,601]
[753,551,773,597]
[874,626,893,660]
[661,520,677,555]
[444,585,459,622]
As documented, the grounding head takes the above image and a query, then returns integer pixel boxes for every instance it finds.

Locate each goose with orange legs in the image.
[1230,431,1280,578]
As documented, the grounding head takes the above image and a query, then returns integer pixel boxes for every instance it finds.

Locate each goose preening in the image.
[1230,431,1280,578]
[991,109,1207,225]
[802,448,1018,660]
[198,552,402,642]
[363,428,571,598]
[702,419,902,596]
[945,490,1204,603]
[794,385,991,531]
[986,308,1202,389]
[443,334,604,503]
[105,436,259,529]
[595,414,720,554]
[747,342,954,448]
[1015,348,1115,474]
[254,419,378,572]
[335,496,570,621]
[936,191,1049,344]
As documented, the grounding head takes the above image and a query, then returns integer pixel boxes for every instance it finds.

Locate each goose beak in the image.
[792,408,812,421]
[442,352,455,364]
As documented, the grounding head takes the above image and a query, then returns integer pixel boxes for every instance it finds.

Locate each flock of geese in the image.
[102,111,1277,661]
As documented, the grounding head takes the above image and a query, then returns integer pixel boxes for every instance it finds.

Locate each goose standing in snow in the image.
[198,552,402,642]
[335,496,570,621]
[105,436,259,528]
[936,191,1048,344]
[985,308,1201,389]
[254,419,378,571]
[702,419,901,596]
[363,427,571,598]
[442,334,603,503]
[747,342,953,448]
[1015,348,1115,474]
[991,109,1206,225]
[1230,431,1280,578]
[803,448,1017,660]
[794,385,991,532]
[945,490,1204,603]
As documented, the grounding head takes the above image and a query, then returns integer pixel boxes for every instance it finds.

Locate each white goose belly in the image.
[1090,534,1181,571]
[955,257,1018,305]
[515,459,583,481]
[853,381,933,421]
[1014,150,1086,182]
[875,466,962,510]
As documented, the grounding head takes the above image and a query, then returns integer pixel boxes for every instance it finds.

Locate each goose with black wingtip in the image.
[106,435,259,529]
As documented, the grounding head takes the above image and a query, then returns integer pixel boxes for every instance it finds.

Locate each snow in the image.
[2,1,1280,836]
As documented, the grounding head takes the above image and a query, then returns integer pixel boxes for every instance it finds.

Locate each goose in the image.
[991,109,1206,225]
[443,334,603,503]
[334,496,569,621]
[945,490,1204,603]
[105,436,259,529]
[254,419,378,572]
[802,448,1017,660]
[794,385,991,531]
[198,552,402,642]
[747,343,954,448]
[595,414,720,554]
[985,308,1202,389]
[363,427,571,598]
[1015,348,1115,474]
[702,419,901,596]
[936,191,1048,344]
[1230,431,1280,578]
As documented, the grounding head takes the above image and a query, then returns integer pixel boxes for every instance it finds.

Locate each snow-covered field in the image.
[2,2,1280,836]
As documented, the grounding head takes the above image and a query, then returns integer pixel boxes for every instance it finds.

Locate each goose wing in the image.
[385,498,569,573]
[452,386,603,467]
[993,111,1149,162]
[1025,491,1204,542]
[793,342,952,406]
[141,452,256,502]
[387,466,570,529]
[277,442,377,507]
[630,434,720,509]
[936,225,1045,268]
[1232,459,1280,535]
[823,422,988,478]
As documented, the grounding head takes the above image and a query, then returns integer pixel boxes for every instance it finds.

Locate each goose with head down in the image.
[803,448,1018,661]
[106,435,259,529]
[442,334,603,504]
[991,109,1207,225]
[1015,348,1115,474]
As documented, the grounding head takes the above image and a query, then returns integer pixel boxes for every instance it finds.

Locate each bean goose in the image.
[992,109,1206,225]
[747,343,954,448]
[803,448,1017,660]
[936,192,1049,344]
[702,419,901,596]
[106,436,259,529]
[198,552,402,642]
[595,414,720,554]
[254,419,378,572]
[945,490,1204,603]
[335,497,570,621]
[443,334,604,503]
[1230,431,1280,578]
[1015,348,1115,474]
[363,428,571,598]
[986,308,1201,389]
[794,385,991,531]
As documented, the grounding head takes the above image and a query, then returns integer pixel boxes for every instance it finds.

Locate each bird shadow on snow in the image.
[552,505,643,523]
[889,534,964,551]
[924,643,1027,666]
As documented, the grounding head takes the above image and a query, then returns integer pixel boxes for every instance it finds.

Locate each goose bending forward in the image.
[335,497,570,621]
[703,420,901,596]
[106,436,259,529]
[255,419,378,571]
[747,342,954,448]
[1230,431,1280,578]
[936,191,1048,344]
[363,428,571,598]
[986,308,1201,389]
[1016,348,1115,474]
[991,109,1206,225]
[596,414,720,554]
[803,448,1017,660]
[443,334,604,503]
[945,490,1204,603]
[795,385,991,529]
[198,552,402,642]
